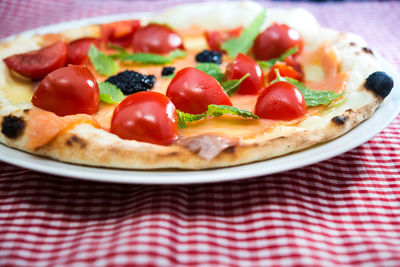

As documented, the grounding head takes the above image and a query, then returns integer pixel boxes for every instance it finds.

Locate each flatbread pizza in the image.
[0,1,394,169]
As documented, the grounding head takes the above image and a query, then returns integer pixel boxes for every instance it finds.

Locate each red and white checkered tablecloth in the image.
[1,0,400,266]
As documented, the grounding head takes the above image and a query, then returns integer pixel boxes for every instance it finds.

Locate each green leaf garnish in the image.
[221,9,266,58]
[177,104,259,128]
[116,49,187,65]
[221,73,250,96]
[89,45,119,76]
[195,63,224,82]
[257,47,298,69]
[98,82,125,104]
[272,69,343,107]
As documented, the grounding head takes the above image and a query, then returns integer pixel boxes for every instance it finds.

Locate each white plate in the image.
[1,14,399,184]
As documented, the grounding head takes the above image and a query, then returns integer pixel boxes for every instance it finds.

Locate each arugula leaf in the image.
[177,104,259,128]
[221,73,250,96]
[272,69,343,107]
[89,45,119,76]
[257,47,298,69]
[116,49,187,65]
[195,63,224,82]
[98,82,125,104]
[221,9,266,58]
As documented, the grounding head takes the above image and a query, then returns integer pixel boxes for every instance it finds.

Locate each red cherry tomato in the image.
[67,38,101,65]
[133,24,184,54]
[205,27,242,51]
[32,66,99,116]
[3,41,67,79]
[225,53,265,95]
[253,23,303,61]
[255,81,307,120]
[267,62,304,83]
[166,67,232,114]
[101,20,141,47]
[110,91,178,145]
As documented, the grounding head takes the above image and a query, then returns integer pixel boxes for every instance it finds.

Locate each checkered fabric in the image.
[1,1,400,266]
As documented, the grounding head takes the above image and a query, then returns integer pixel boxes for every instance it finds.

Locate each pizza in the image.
[0,1,394,170]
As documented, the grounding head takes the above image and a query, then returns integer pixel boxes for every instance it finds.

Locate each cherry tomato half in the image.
[225,53,265,95]
[32,66,99,116]
[166,67,232,114]
[110,91,178,145]
[267,62,304,83]
[132,24,184,54]
[67,37,101,65]
[3,41,67,80]
[253,23,303,61]
[204,27,242,51]
[101,20,141,47]
[255,81,307,120]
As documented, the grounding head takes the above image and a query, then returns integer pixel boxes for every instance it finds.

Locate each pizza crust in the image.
[0,1,390,169]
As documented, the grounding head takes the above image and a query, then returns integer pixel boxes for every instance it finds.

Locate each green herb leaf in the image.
[177,104,259,129]
[195,63,224,82]
[98,82,125,104]
[177,110,206,128]
[271,69,343,106]
[221,9,266,58]
[89,45,119,76]
[285,77,343,106]
[221,73,250,96]
[257,47,298,69]
[116,49,187,65]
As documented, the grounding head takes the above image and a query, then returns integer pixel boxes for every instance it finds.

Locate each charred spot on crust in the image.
[23,109,30,114]
[1,115,26,139]
[65,135,87,148]
[362,47,373,55]
[332,115,348,125]
[349,42,356,46]
[224,147,235,153]
[365,71,394,99]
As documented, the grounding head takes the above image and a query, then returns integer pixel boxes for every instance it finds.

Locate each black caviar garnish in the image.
[105,70,156,95]
[195,50,222,64]
[1,115,26,139]
[365,71,393,99]
[161,66,175,76]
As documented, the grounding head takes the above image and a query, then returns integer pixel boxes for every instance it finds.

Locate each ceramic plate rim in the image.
[0,13,399,184]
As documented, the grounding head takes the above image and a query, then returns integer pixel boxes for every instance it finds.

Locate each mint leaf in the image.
[177,110,206,128]
[221,10,266,58]
[285,77,343,107]
[98,82,125,104]
[221,73,250,96]
[257,47,298,69]
[177,104,258,129]
[116,49,187,65]
[195,63,224,82]
[271,69,342,106]
[89,45,119,76]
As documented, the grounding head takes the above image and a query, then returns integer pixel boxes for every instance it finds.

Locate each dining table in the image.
[1,0,400,266]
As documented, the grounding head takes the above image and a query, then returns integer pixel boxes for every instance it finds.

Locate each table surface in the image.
[1,0,400,266]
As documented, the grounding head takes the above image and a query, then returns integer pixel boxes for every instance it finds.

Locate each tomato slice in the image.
[3,41,67,79]
[255,81,307,120]
[225,53,265,95]
[267,62,304,83]
[31,66,99,116]
[166,67,232,114]
[110,91,178,145]
[132,24,184,54]
[253,23,303,61]
[101,20,141,47]
[205,27,242,51]
[67,38,101,65]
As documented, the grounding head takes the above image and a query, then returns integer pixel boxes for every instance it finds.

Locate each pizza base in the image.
[0,1,388,170]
